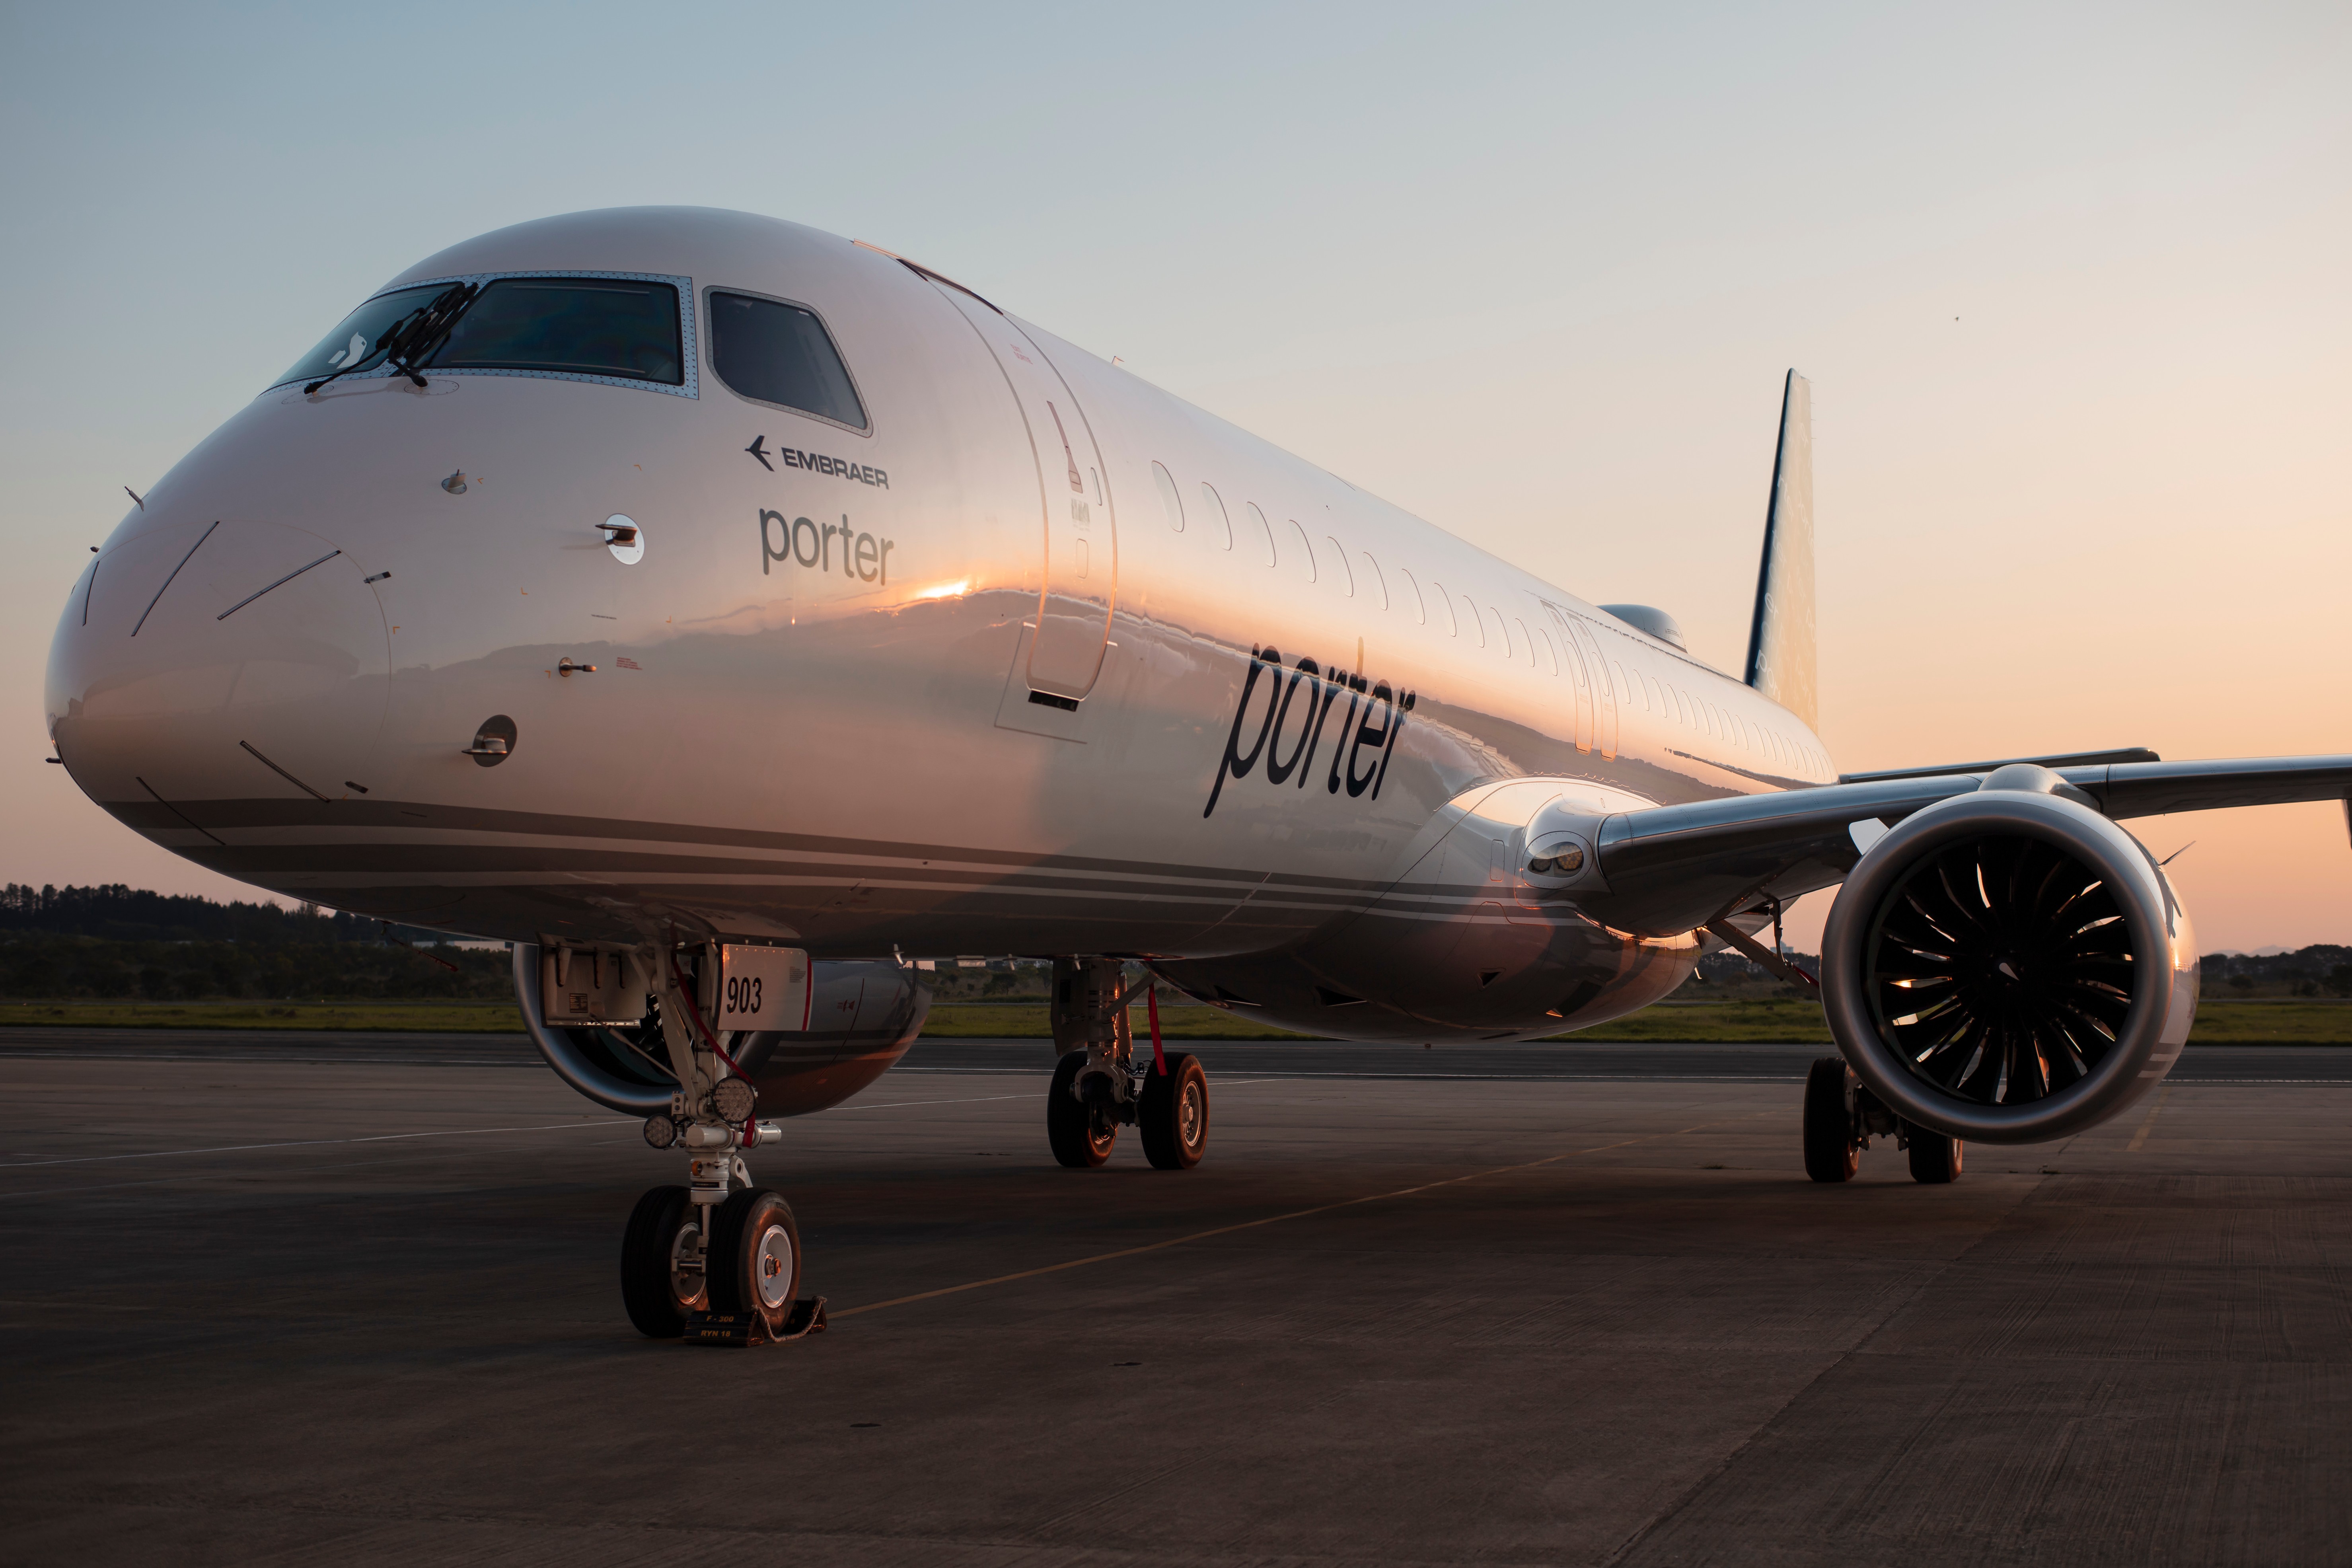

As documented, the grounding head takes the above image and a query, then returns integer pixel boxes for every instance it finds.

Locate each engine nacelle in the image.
[513,943,929,1116]
[1820,769,2198,1144]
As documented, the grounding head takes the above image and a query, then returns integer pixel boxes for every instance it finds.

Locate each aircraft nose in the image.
[47,517,393,831]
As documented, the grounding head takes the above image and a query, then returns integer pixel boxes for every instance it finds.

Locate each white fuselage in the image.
[46,208,1832,1041]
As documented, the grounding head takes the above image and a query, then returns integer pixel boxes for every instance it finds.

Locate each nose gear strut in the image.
[616,937,827,1345]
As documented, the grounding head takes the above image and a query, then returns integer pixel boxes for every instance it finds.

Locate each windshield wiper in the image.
[304,282,481,395]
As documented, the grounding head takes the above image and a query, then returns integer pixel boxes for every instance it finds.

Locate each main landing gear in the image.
[618,958,826,1345]
[1803,1056,1963,1186]
[1046,958,1211,1171]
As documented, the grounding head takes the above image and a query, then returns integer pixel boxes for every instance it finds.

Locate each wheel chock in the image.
[777,1296,827,1340]
[680,1297,827,1346]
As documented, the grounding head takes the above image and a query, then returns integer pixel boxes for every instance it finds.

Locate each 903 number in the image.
[725,974,764,1016]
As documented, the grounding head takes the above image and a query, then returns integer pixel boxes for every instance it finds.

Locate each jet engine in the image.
[1819,766,2198,1144]
[513,943,929,1116]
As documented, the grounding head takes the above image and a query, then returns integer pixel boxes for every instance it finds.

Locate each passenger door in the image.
[925,283,1116,701]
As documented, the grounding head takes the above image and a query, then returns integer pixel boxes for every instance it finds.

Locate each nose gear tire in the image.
[620,1184,705,1338]
[1047,1052,1116,1168]
[1803,1056,1860,1183]
[1907,1129,1964,1184]
[707,1188,801,1334]
[1139,1052,1210,1170]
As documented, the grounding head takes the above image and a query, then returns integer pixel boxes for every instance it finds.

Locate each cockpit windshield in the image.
[275,277,684,389]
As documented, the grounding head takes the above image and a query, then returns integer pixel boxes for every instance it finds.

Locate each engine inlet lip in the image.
[1820,790,2184,1145]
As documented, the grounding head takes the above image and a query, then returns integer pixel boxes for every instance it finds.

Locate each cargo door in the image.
[926,282,1116,701]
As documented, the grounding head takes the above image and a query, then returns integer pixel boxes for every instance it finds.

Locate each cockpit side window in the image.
[707,290,868,431]
[276,284,450,388]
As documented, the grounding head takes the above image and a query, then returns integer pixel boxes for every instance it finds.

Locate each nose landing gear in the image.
[617,944,827,1344]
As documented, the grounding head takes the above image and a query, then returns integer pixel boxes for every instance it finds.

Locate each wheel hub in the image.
[755,1224,795,1310]
[668,1215,706,1308]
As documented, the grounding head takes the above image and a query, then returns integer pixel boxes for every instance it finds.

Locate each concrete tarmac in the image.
[4,1034,2350,1566]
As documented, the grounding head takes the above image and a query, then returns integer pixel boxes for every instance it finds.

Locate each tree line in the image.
[0,884,508,1000]
[0,883,450,945]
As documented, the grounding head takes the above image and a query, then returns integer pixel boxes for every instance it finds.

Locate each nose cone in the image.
[48,516,392,841]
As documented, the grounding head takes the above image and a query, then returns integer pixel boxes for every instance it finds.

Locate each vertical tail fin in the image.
[1743,370,1816,729]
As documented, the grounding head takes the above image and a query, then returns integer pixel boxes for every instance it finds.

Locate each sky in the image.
[2,1,2347,954]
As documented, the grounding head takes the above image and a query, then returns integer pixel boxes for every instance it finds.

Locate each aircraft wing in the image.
[1579,753,2352,938]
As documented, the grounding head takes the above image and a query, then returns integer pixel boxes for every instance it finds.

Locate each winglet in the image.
[1743,371,1816,729]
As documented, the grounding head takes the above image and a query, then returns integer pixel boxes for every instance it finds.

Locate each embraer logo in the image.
[1205,647,1416,818]
[744,433,890,489]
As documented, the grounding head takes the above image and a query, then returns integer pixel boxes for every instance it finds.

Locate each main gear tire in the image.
[620,1184,706,1338]
[1803,1056,1861,1184]
[707,1187,801,1334]
[1138,1052,1210,1170]
[1907,1128,1964,1184]
[1047,1052,1116,1168]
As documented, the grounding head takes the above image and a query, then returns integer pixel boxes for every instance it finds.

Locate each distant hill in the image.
[0,884,451,947]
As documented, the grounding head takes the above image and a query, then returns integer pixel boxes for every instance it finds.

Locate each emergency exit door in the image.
[926,282,1116,701]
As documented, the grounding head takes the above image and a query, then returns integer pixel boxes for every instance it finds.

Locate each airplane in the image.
[45,206,2352,1341]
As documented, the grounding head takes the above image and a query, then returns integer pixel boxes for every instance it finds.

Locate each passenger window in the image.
[1153,463,1185,532]
[1322,536,1355,596]
[1463,596,1484,646]
[1199,483,1233,549]
[1512,616,1535,666]
[1430,581,1457,635]
[1396,567,1426,623]
[1536,627,1559,674]
[1360,553,1388,610]
[1611,661,1630,703]
[1289,520,1316,580]
[1246,502,1277,566]
[709,291,863,425]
